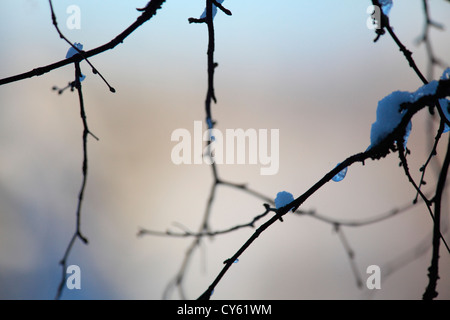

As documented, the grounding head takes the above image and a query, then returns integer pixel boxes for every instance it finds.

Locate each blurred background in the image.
[0,0,449,300]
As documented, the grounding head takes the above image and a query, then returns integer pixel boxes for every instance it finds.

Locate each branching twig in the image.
[155,0,238,298]
[196,78,450,299]
[370,0,450,299]
[397,140,450,253]
[415,120,446,203]
[160,179,218,299]
[138,204,272,238]
[138,1,450,299]
[372,0,450,128]
[416,0,447,81]
[334,224,364,289]
[55,61,92,300]
[48,0,115,93]
[141,172,444,297]
[371,0,428,84]
[210,0,232,16]
[10,0,448,300]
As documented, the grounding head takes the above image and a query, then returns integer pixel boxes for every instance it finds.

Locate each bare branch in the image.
[423,134,450,299]
[0,0,166,87]
[55,61,92,300]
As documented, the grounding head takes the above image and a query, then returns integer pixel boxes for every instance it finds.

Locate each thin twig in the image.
[415,120,445,203]
[423,133,450,299]
[416,0,447,81]
[371,0,428,84]
[211,0,232,16]
[197,78,450,299]
[158,0,236,299]
[397,138,450,254]
[48,0,115,93]
[138,204,272,238]
[334,224,363,289]
[55,61,91,300]
[372,0,450,128]
[0,0,166,87]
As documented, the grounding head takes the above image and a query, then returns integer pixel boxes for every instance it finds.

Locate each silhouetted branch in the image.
[210,0,232,16]
[198,76,450,299]
[3,0,450,301]
[369,4,450,298]
[415,120,446,203]
[372,0,428,84]
[0,0,166,87]
[141,175,442,297]
[138,204,272,238]
[334,224,364,289]
[160,178,217,299]
[154,0,239,299]
[188,0,232,24]
[416,0,447,81]
[423,133,450,299]
[48,0,115,93]
[372,0,450,129]
[55,61,92,300]
[162,233,201,300]
[397,139,450,252]
[137,1,450,300]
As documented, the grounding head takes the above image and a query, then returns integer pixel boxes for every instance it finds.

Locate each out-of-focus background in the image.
[0,0,450,300]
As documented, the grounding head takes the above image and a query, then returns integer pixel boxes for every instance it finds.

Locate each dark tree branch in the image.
[188,0,232,24]
[48,0,115,93]
[210,0,232,16]
[162,233,201,300]
[371,0,428,84]
[417,0,447,81]
[372,0,450,130]
[141,171,442,297]
[0,0,166,87]
[397,140,450,254]
[205,0,217,117]
[197,208,283,300]
[219,180,424,228]
[157,0,236,298]
[144,2,450,296]
[415,119,446,203]
[138,204,272,238]
[197,78,450,299]
[385,24,429,85]
[55,61,92,300]
[334,224,363,289]
[2,0,449,301]
[423,133,450,299]
[160,180,218,300]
